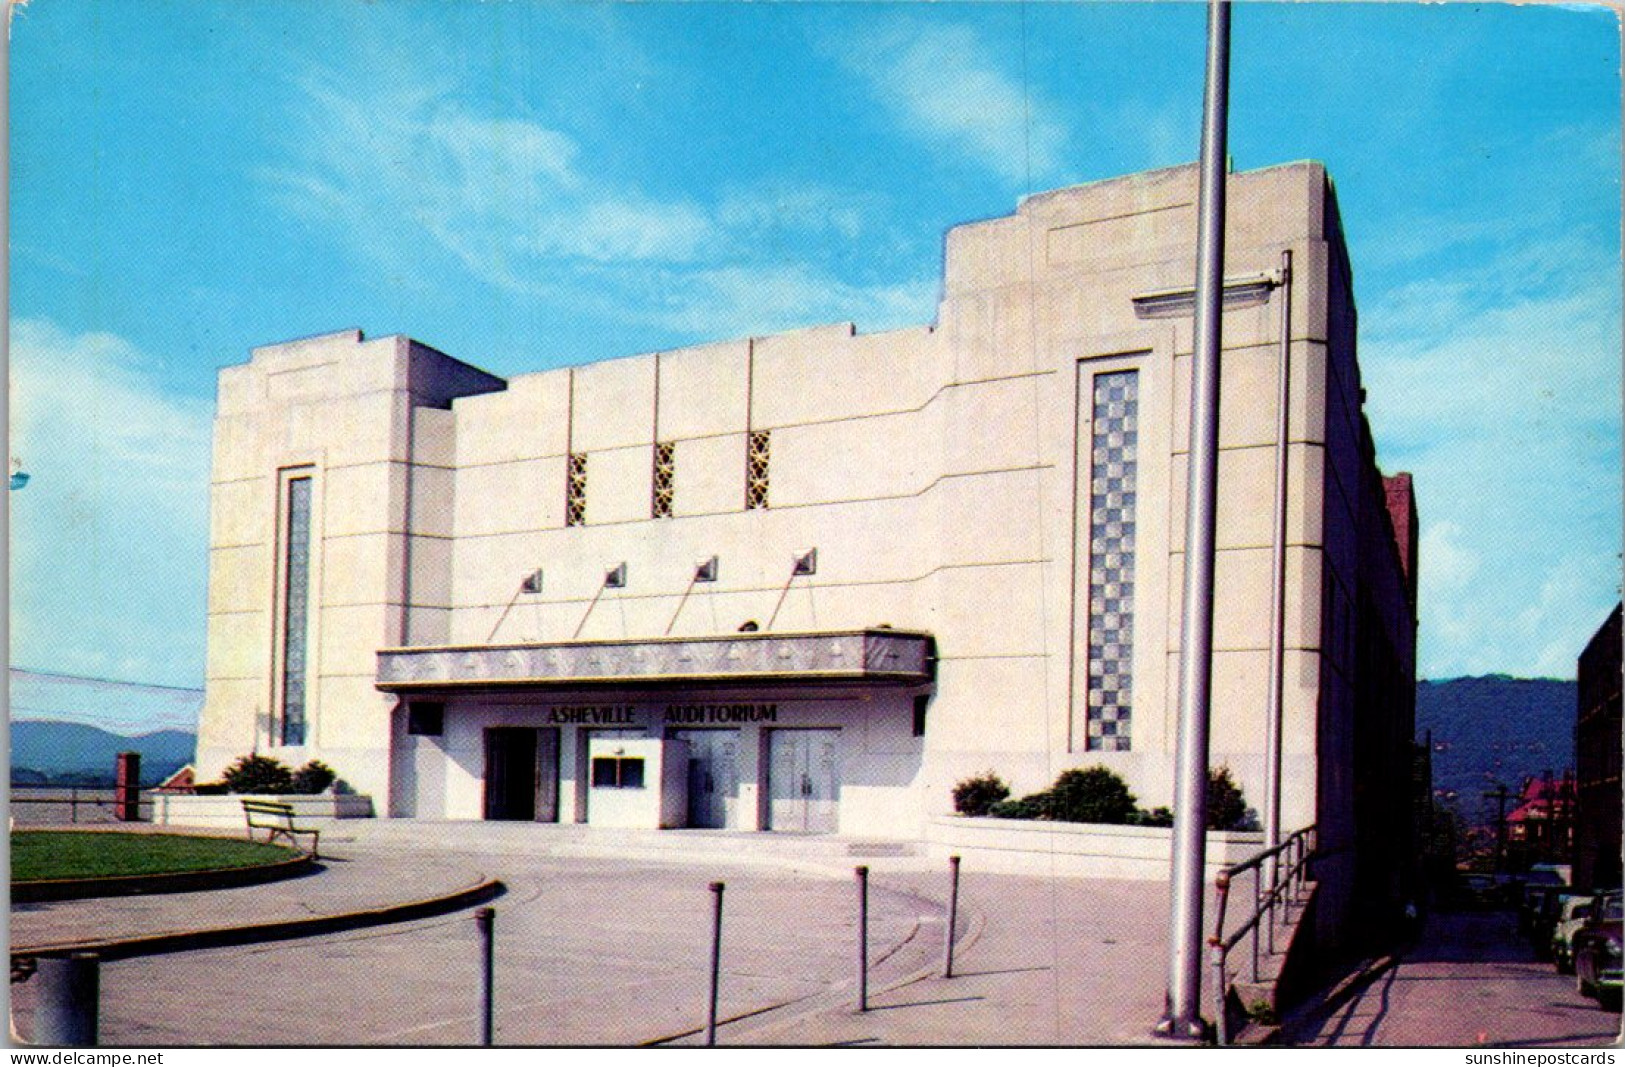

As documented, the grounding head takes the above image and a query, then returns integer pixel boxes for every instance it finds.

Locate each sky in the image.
[7,1,1621,732]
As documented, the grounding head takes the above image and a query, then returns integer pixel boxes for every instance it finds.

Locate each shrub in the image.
[1136,806,1175,827]
[1207,765,1252,831]
[988,793,1054,820]
[951,771,1011,817]
[290,760,338,795]
[220,755,294,795]
[1048,766,1139,824]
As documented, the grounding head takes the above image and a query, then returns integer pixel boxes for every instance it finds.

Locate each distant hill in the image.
[1417,676,1576,823]
[11,721,196,786]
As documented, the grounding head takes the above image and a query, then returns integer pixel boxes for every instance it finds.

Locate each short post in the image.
[856,865,870,1012]
[476,906,495,1046]
[1210,940,1228,1047]
[114,751,141,822]
[35,953,100,1046]
[706,882,724,1046]
[1250,867,1261,983]
[943,855,962,979]
[70,787,79,824]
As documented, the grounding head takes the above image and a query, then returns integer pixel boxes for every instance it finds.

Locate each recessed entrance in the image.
[766,728,840,834]
[483,727,560,822]
[670,728,740,829]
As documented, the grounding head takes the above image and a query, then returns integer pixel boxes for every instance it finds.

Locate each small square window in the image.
[408,703,444,736]
[591,756,646,788]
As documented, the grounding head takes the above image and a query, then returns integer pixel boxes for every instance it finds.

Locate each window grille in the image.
[1085,370,1139,752]
[279,475,312,746]
[746,430,771,510]
[566,452,588,527]
[652,441,675,519]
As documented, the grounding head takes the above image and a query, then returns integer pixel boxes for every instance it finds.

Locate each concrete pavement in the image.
[10,820,1223,1045]
[1285,908,1623,1048]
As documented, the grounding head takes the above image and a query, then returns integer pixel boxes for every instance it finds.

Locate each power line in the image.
[8,667,204,694]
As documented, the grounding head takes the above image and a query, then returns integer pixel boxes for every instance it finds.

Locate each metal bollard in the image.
[476,907,495,1046]
[706,882,725,1046]
[856,865,870,1012]
[35,954,99,1046]
[943,855,962,979]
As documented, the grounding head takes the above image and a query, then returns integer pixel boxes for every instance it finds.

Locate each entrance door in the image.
[671,729,739,829]
[484,728,560,822]
[767,729,840,834]
[485,728,537,821]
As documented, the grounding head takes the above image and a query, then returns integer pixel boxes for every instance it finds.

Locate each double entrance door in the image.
[484,727,560,822]
[766,728,840,834]
[669,729,740,829]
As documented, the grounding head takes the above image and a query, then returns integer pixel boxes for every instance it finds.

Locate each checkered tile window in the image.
[746,430,770,510]
[1086,370,1139,751]
[652,441,675,519]
[279,475,312,746]
[566,452,588,527]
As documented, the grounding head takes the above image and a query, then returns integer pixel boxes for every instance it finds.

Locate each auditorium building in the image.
[198,161,1417,897]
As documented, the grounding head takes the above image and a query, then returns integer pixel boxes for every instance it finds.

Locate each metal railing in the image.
[1208,824,1316,1045]
[9,787,154,825]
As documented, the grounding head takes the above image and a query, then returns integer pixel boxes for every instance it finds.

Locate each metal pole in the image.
[706,882,724,1046]
[34,954,99,1046]
[476,906,495,1046]
[856,865,870,1012]
[1157,0,1230,1043]
[944,855,962,978]
[1262,248,1293,879]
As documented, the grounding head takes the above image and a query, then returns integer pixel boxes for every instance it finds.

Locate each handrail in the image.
[1208,825,1317,1045]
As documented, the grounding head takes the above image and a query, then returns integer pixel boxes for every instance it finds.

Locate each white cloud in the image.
[261,58,937,340]
[9,319,213,693]
[1361,231,1621,679]
[833,19,1068,184]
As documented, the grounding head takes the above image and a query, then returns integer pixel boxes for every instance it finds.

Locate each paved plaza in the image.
[10,821,1219,1046]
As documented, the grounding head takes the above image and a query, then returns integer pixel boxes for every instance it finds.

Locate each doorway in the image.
[483,727,560,822]
[766,728,840,833]
[670,728,740,829]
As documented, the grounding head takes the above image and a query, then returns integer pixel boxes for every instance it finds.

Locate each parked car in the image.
[1522,882,1564,947]
[1552,895,1595,974]
[1452,872,1500,910]
[1573,891,1623,1010]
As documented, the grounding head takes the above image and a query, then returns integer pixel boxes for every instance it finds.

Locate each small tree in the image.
[1048,766,1139,824]
[220,754,294,795]
[951,771,1011,817]
[1206,765,1252,831]
[291,760,338,795]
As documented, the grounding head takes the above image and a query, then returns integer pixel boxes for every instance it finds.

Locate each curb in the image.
[12,877,506,963]
[12,851,318,904]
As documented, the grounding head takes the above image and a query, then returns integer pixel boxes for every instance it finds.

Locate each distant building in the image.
[1505,772,1576,864]
[196,160,1418,938]
[1574,603,1622,892]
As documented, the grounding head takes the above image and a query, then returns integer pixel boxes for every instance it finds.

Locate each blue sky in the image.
[8,2,1621,727]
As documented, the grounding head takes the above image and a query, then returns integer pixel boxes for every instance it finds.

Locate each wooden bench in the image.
[241,799,320,858]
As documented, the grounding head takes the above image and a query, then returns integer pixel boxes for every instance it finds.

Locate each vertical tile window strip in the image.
[280,476,312,746]
[652,441,675,519]
[746,430,771,510]
[566,452,588,527]
[1085,370,1139,752]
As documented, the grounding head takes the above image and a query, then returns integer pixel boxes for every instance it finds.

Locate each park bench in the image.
[241,799,320,858]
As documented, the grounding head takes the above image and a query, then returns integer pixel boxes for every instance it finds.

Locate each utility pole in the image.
[1484,785,1512,874]
[1155,0,1230,1043]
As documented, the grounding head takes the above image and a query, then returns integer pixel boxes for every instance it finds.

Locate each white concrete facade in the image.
[198,161,1417,854]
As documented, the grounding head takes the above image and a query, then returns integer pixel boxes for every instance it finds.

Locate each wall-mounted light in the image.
[605,562,628,589]
[520,569,544,594]
[792,547,818,576]
[694,556,720,583]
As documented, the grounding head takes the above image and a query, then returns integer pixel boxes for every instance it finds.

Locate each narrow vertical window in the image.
[1085,370,1139,752]
[652,441,675,519]
[566,452,588,527]
[279,476,312,746]
[745,430,771,510]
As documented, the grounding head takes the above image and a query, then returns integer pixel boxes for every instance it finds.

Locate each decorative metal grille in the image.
[652,441,675,519]
[566,452,588,527]
[1086,370,1139,751]
[280,476,312,746]
[746,430,770,510]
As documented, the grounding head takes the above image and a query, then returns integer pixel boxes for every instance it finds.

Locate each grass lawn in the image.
[11,831,298,882]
